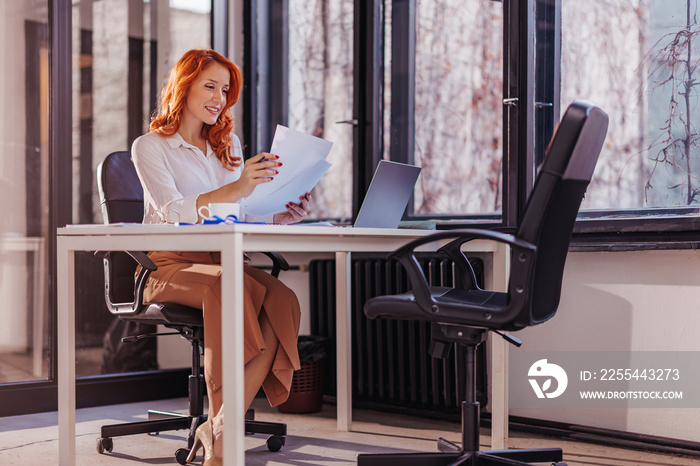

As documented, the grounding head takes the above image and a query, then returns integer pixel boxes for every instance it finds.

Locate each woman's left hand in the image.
[273,193,312,225]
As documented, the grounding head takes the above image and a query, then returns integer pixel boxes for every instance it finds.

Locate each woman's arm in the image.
[132,135,200,223]
[132,133,283,223]
[196,152,281,214]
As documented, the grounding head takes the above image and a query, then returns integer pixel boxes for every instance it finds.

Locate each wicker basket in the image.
[277,358,325,413]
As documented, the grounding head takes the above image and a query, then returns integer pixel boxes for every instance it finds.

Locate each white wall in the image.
[510,248,700,441]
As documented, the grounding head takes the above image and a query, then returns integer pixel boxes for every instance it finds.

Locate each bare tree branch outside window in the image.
[643,0,700,205]
[564,0,700,210]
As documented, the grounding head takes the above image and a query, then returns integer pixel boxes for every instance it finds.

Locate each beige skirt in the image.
[142,251,301,407]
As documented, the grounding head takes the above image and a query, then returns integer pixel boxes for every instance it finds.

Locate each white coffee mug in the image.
[198,202,241,221]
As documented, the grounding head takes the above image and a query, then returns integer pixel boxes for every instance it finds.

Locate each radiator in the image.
[308,253,487,416]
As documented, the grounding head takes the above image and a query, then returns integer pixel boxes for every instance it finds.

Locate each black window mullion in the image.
[353,0,384,220]
[503,0,536,228]
[390,0,415,218]
[389,0,415,167]
[268,0,289,137]
[534,0,560,166]
[243,1,259,159]
[245,0,286,159]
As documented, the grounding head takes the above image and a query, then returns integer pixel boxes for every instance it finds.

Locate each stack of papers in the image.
[241,125,333,218]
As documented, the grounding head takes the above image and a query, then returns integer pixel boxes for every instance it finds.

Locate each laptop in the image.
[353,160,421,228]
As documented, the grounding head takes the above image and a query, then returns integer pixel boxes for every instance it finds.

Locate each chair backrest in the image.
[513,100,608,326]
[97,151,144,224]
[96,151,144,304]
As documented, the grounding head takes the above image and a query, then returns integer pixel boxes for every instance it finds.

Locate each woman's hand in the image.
[235,152,281,199]
[198,153,280,210]
[273,193,312,225]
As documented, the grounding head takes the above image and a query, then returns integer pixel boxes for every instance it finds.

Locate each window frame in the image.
[377,0,535,229]
[391,0,700,242]
[543,1,700,242]
[259,0,700,240]
[356,0,535,228]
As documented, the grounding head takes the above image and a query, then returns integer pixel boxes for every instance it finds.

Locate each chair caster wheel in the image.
[175,448,190,465]
[551,463,568,466]
[96,437,113,454]
[266,435,285,452]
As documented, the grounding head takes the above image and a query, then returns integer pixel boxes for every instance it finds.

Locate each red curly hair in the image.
[150,49,243,168]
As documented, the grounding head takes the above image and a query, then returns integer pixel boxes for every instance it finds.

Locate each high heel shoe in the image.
[186,419,223,465]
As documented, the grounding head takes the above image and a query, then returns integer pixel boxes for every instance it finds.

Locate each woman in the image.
[132,49,310,465]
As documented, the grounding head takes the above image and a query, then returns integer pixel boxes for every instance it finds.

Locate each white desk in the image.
[57,223,509,465]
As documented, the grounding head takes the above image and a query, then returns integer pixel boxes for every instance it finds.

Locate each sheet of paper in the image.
[243,159,331,217]
[241,125,333,217]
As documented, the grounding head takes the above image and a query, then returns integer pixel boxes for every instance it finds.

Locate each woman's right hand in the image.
[235,152,282,198]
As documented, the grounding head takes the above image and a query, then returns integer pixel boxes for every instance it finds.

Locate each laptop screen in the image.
[354,160,421,228]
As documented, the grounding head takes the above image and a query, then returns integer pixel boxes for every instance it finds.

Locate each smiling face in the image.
[182,62,231,128]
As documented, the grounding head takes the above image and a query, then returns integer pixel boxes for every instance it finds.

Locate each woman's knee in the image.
[207,272,223,299]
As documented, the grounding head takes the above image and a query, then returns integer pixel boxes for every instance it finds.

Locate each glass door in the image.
[70,0,213,378]
[0,1,51,385]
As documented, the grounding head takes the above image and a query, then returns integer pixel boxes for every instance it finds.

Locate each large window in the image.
[284,0,504,222]
[563,1,700,217]
[70,0,211,378]
[409,0,504,217]
[281,0,700,232]
[288,0,355,220]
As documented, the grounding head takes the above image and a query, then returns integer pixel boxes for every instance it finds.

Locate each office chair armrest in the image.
[259,251,290,278]
[389,229,536,314]
[126,250,157,270]
[94,250,156,270]
[130,251,156,315]
[437,231,536,290]
[95,250,157,315]
[392,229,535,259]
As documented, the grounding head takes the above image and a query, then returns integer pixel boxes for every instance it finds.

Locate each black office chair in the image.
[358,100,609,466]
[95,150,288,464]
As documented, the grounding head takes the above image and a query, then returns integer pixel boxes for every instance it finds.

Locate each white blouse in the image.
[131,131,244,224]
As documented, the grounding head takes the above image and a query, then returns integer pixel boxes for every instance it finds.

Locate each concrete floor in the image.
[1,397,699,465]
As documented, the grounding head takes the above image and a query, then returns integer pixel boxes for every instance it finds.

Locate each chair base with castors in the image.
[94,325,287,464]
[98,411,287,464]
[358,325,565,466]
[244,408,288,453]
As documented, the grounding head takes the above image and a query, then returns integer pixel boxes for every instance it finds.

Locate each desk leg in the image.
[489,243,510,450]
[57,238,76,465]
[221,234,246,466]
[335,251,352,432]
